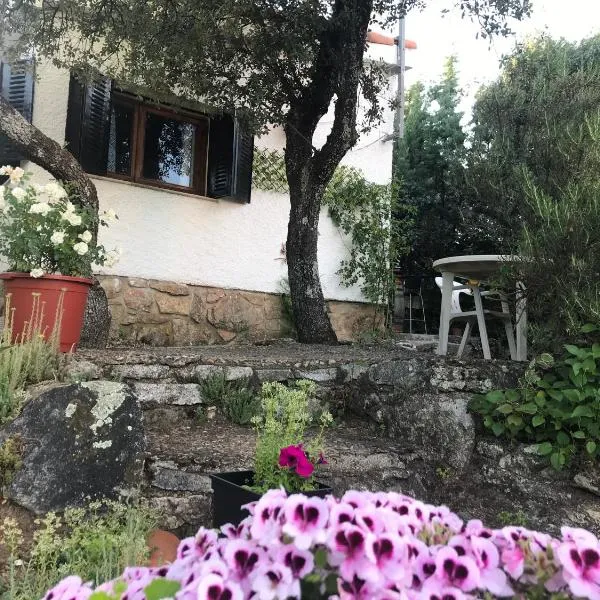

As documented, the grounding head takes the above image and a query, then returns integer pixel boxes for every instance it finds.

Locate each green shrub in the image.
[198,373,259,425]
[470,334,600,469]
[0,435,23,490]
[0,499,156,599]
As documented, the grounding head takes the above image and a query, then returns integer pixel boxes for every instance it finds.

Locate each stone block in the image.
[205,289,226,303]
[339,362,369,382]
[128,278,148,288]
[134,382,203,406]
[217,329,237,342]
[155,292,192,315]
[224,366,254,381]
[65,358,104,382]
[100,277,123,299]
[295,368,338,382]
[124,288,154,312]
[256,368,293,382]
[150,462,212,493]
[111,364,171,380]
[189,294,206,324]
[149,280,190,296]
[0,382,145,513]
[144,495,210,531]
[176,364,224,382]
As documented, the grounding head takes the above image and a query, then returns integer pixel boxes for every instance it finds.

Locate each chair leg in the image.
[472,286,492,360]
[420,292,427,334]
[501,299,517,361]
[437,272,453,356]
[457,321,472,358]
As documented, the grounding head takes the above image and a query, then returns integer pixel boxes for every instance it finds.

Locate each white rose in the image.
[29,202,51,216]
[45,181,67,200]
[0,166,13,176]
[33,183,46,194]
[73,241,88,255]
[30,268,44,278]
[9,167,24,183]
[78,230,92,243]
[64,201,76,213]
[11,187,26,201]
[63,212,82,226]
[51,231,66,245]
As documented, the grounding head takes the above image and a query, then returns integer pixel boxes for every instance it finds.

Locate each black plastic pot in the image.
[210,470,332,528]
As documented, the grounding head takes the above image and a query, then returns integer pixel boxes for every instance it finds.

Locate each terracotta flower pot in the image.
[147,529,180,566]
[210,470,332,528]
[0,272,93,352]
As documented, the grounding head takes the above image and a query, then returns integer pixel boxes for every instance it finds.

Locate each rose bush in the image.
[0,166,120,278]
[42,489,600,600]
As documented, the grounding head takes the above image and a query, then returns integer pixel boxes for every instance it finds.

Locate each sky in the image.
[402,0,600,112]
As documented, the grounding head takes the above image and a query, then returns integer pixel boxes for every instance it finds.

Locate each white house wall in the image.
[27,48,396,303]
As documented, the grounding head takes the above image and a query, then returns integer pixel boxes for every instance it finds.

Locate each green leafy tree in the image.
[396,56,467,276]
[464,34,600,250]
[1,0,530,343]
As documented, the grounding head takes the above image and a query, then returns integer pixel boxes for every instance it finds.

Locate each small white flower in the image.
[45,181,67,200]
[0,185,5,197]
[30,268,44,278]
[63,212,82,226]
[36,225,42,231]
[51,231,66,245]
[78,230,92,243]
[64,201,76,213]
[11,187,26,201]
[33,183,46,194]
[0,165,13,176]
[29,202,51,216]
[13,559,23,567]
[9,166,24,183]
[101,208,118,223]
[104,247,122,267]
[73,241,88,255]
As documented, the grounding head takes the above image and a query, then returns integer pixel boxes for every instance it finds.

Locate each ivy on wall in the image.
[253,148,413,322]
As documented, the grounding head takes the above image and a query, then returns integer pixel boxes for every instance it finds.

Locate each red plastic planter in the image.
[0,272,92,352]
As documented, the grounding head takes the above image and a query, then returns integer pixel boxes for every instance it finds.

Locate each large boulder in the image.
[0,381,145,513]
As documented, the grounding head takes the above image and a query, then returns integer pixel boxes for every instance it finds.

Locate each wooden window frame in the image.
[107,92,209,196]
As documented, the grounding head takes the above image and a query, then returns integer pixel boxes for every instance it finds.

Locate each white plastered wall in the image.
[26,41,396,302]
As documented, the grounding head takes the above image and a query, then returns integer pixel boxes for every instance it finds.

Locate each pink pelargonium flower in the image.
[222,538,264,581]
[282,495,329,549]
[249,488,287,543]
[434,546,480,592]
[277,544,315,579]
[278,444,314,478]
[251,563,298,600]
[556,539,600,600]
[42,576,93,600]
[196,573,244,600]
[469,535,513,597]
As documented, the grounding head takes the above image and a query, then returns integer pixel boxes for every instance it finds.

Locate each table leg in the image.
[437,271,453,356]
[516,281,527,361]
[472,286,492,360]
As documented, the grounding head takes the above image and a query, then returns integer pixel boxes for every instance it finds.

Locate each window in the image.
[64,75,254,202]
[105,93,208,195]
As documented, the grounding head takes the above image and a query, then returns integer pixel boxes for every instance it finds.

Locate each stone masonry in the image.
[97,275,380,346]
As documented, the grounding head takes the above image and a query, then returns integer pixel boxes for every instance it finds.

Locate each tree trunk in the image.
[285,131,337,344]
[0,96,110,347]
[283,0,373,344]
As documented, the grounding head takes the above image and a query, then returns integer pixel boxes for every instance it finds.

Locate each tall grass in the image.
[0,292,62,425]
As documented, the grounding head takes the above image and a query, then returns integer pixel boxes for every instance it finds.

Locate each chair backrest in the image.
[435,277,471,313]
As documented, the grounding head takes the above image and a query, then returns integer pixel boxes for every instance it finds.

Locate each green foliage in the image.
[324,169,412,321]
[0,295,62,426]
[0,435,23,490]
[465,34,600,252]
[252,380,332,494]
[497,510,529,527]
[395,56,467,275]
[199,374,259,425]
[508,112,600,351]
[0,500,156,600]
[470,338,600,469]
[0,170,119,278]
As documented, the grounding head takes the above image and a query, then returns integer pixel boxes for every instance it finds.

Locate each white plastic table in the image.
[433,255,527,361]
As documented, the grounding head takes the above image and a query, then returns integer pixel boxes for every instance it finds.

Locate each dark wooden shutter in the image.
[207,114,254,203]
[64,74,111,175]
[0,58,35,166]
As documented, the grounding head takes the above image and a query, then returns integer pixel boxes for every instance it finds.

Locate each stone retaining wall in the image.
[97,275,380,345]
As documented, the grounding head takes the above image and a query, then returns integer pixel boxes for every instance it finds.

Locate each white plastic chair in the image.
[435,276,517,360]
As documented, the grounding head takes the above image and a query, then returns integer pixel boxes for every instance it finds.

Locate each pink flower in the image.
[42,576,93,600]
[197,573,243,600]
[222,539,264,581]
[277,544,314,578]
[278,444,314,478]
[251,563,297,600]
[249,489,286,543]
[282,495,329,549]
[434,546,480,592]
[556,539,600,599]
[470,536,513,597]
[328,522,377,582]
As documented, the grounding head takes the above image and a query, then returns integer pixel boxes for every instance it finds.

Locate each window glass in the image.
[142,112,195,187]
[107,100,134,175]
